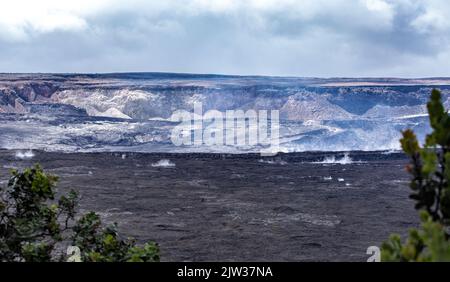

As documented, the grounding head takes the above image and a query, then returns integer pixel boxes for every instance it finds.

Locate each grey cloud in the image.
[1,0,450,77]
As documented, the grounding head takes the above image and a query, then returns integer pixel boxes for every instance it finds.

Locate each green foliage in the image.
[400,89,450,222]
[72,212,159,262]
[381,89,450,262]
[0,164,159,262]
[382,211,450,262]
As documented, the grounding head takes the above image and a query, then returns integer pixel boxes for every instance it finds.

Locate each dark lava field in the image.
[0,150,418,261]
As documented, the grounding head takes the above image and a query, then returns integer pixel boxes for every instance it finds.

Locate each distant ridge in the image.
[1,72,450,87]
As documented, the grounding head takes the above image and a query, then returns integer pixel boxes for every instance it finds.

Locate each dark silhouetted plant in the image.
[381,89,450,262]
[72,212,159,262]
[0,165,159,262]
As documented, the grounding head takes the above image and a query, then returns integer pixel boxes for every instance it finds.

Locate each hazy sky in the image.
[1,0,450,77]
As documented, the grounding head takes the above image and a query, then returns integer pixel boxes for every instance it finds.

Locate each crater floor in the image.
[0,150,418,261]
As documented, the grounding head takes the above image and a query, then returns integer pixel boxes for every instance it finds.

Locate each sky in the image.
[1,0,450,77]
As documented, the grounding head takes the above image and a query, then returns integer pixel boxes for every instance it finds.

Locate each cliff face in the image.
[0,73,449,152]
[0,81,59,113]
[1,73,450,117]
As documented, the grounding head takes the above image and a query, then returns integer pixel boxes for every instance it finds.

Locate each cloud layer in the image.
[1,0,450,77]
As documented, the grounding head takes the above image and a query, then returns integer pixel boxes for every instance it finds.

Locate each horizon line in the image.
[1,71,450,81]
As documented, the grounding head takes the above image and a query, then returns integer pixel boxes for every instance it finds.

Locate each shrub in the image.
[382,211,450,262]
[381,89,450,262]
[0,165,159,262]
